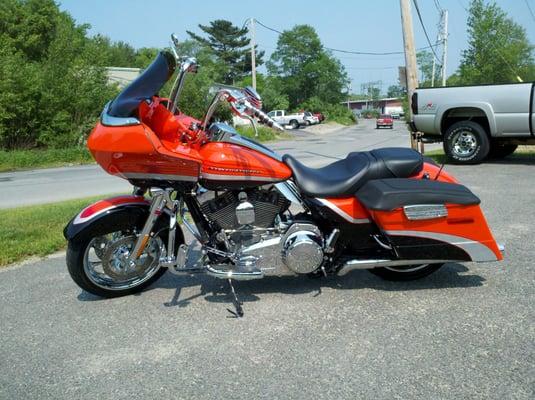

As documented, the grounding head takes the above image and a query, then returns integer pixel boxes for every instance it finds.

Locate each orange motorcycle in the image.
[64,36,502,316]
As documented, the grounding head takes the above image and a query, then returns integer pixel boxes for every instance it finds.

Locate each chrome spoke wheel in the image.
[452,131,477,157]
[83,231,164,291]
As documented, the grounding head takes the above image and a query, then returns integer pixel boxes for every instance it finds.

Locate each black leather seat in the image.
[283,147,423,197]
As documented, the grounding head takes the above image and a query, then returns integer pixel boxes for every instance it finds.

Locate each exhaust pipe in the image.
[337,258,454,276]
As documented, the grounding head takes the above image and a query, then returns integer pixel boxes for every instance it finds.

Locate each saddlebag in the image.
[356,179,502,262]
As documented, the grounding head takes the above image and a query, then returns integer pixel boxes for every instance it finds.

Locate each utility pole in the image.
[440,10,448,86]
[249,18,257,90]
[399,0,418,150]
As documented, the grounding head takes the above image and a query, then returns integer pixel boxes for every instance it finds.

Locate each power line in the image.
[255,19,440,56]
[413,0,443,63]
[524,0,535,22]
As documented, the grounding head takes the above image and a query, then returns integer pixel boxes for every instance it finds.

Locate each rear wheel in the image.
[289,119,299,129]
[443,121,490,164]
[369,263,444,281]
[488,143,517,159]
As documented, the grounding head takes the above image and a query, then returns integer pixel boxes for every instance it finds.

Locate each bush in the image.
[300,97,356,125]
[235,125,280,142]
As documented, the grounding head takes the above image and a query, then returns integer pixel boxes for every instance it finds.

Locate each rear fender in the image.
[64,195,150,241]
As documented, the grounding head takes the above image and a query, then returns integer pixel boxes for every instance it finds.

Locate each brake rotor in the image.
[101,235,161,281]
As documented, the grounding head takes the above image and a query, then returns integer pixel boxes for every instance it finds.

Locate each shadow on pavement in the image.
[77,262,485,306]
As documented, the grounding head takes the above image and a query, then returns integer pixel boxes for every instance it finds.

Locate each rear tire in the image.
[443,121,490,164]
[290,120,299,129]
[488,143,517,159]
[369,263,444,281]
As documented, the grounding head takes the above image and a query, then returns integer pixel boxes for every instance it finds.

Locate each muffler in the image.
[337,258,454,276]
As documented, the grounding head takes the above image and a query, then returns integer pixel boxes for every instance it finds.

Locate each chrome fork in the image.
[129,189,176,265]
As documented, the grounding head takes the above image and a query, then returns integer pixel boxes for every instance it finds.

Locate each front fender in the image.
[63,195,150,241]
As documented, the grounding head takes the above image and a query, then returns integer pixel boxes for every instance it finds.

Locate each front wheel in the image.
[67,215,177,298]
[369,263,444,281]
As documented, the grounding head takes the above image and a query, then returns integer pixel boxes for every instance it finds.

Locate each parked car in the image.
[412,82,535,164]
[267,110,306,129]
[303,111,320,125]
[376,114,393,129]
[313,112,325,123]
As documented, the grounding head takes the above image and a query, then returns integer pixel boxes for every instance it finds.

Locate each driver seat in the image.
[282,148,423,197]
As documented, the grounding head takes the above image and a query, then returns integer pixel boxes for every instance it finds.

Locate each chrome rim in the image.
[452,130,477,157]
[83,231,164,291]
[384,264,430,273]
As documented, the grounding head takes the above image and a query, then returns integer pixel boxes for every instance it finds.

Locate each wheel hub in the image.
[100,235,160,281]
[452,131,477,156]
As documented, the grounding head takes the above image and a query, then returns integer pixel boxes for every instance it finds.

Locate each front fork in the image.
[129,189,178,265]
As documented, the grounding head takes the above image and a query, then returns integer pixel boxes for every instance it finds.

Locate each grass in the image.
[0,195,113,267]
[424,145,535,164]
[236,125,291,141]
[0,147,94,172]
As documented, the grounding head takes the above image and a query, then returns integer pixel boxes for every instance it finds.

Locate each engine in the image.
[199,188,325,276]
[200,188,290,230]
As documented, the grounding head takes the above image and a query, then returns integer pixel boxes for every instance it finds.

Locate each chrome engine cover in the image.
[281,223,324,274]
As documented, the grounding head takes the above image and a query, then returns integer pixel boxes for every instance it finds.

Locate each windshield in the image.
[108,51,176,118]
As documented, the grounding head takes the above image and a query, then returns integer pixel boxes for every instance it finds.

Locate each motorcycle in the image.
[64,36,503,316]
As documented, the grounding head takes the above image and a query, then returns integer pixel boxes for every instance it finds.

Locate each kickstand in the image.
[226,279,244,318]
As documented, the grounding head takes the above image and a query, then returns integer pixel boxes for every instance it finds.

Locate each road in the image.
[0,119,426,208]
[1,119,534,399]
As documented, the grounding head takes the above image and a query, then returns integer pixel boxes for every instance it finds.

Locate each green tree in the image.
[0,0,116,149]
[457,0,535,84]
[267,25,349,109]
[416,50,440,87]
[387,85,406,98]
[187,20,264,84]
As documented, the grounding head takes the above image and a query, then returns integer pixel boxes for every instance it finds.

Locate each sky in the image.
[58,0,535,94]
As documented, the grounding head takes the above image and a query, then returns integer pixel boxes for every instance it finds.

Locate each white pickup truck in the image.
[267,110,306,129]
[411,82,535,164]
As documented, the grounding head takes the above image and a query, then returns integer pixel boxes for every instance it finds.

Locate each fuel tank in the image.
[198,141,292,189]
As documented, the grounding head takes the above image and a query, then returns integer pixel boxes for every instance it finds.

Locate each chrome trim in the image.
[385,230,499,262]
[206,265,264,280]
[100,101,141,127]
[122,173,198,182]
[498,243,505,253]
[275,181,304,205]
[168,57,198,114]
[337,258,454,276]
[403,204,448,220]
[200,173,282,182]
[315,198,371,224]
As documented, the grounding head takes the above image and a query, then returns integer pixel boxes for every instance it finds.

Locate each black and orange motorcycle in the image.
[64,36,502,316]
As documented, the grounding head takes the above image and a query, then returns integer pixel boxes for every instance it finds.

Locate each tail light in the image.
[411,92,418,115]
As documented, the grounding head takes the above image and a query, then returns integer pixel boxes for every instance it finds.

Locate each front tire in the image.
[369,263,444,281]
[67,213,180,298]
[443,121,490,164]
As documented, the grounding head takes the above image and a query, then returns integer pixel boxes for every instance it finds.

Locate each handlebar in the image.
[238,101,285,131]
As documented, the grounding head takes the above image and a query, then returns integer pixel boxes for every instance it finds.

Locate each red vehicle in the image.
[377,114,394,129]
[313,112,325,123]
[64,38,502,317]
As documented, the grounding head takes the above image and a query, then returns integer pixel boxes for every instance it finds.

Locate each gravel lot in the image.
[0,119,533,399]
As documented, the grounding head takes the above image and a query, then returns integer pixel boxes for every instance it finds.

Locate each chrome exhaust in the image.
[337,258,454,276]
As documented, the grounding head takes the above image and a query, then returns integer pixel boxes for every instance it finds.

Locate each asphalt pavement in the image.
[1,119,533,399]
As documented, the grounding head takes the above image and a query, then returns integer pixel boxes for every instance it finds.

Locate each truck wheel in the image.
[489,143,517,159]
[289,120,299,129]
[443,121,490,164]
